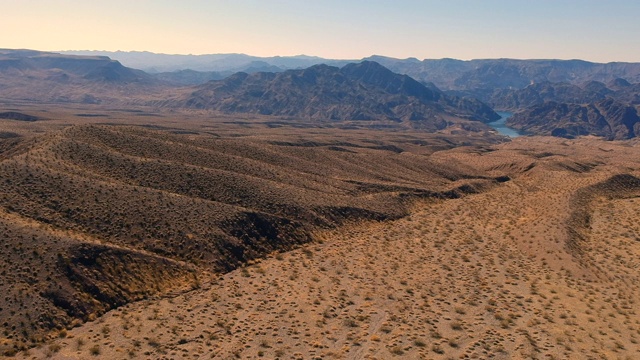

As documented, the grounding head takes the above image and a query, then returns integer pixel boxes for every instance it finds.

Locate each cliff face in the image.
[507,98,640,140]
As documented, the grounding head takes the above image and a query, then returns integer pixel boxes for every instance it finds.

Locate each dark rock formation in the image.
[507,99,640,140]
[178,61,499,127]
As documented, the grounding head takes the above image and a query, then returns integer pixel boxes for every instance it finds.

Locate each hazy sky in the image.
[3,0,639,62]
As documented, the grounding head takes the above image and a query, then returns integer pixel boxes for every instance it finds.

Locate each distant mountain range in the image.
[367,56,640,91]
[508,99,640,140]
[363,56,640,140]
[0,49,498,132]
[2,49,152,82]
[171,61,499,128]
[0,49,165,104]
[481,79,640,139]
[62,50,640,90]
[61,50,348,73]
[5,49,640,139]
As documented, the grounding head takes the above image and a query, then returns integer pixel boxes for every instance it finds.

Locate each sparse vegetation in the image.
[89,345,100,356]
[4,106,640,359]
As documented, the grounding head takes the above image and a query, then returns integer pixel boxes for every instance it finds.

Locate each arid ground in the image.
[3,105,640,359]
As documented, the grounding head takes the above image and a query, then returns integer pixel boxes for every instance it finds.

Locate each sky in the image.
[2,0,640,62]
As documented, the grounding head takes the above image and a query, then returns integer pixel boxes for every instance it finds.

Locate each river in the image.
[488,112,522,138]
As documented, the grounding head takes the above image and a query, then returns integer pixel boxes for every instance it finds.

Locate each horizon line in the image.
[49,49,639,65]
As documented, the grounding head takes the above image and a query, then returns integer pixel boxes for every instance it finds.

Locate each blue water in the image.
[488,112,522,138]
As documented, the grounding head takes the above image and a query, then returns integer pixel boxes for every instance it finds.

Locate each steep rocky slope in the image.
[175,61,499,128]
[479,78,640,139]
[507,98,640,139]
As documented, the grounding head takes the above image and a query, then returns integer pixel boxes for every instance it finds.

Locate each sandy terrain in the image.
[13,135,640,360]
